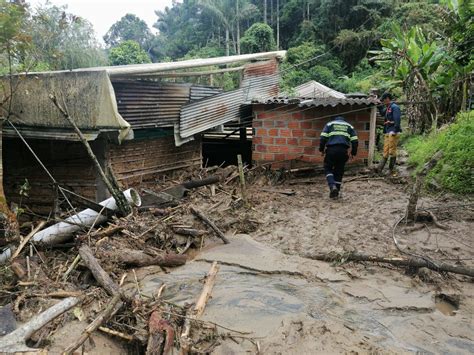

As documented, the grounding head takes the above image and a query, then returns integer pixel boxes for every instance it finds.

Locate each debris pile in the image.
[0,165,257,354]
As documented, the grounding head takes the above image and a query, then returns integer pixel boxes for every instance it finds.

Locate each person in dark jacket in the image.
[376,92,402,174]
[319,116,358,199]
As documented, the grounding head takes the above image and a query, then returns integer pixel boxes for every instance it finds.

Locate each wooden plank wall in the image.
[108,134,202,188]
[4,138,98,216]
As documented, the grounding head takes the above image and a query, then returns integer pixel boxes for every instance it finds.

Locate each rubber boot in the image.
[376,157,387,174]
[329,185,339,199]
[389,157,397,175]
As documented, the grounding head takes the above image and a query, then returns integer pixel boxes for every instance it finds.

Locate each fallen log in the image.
[146,310,175,355]
[173,227,207,238]
[63,293,123,355]
[10,221,46,260]
[0,297,80,353]
[108,248,187,267]
[79,245,120,296]
[304,251,474,277]
[180,261,220,354]
[190,207,229,244]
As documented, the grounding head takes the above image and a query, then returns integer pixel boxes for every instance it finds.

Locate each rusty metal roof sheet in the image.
[112,81,222,129]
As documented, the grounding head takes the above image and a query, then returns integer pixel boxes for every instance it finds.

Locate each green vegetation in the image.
[108,40,151,65]
[405,111,474,194]
[240,23,275,54]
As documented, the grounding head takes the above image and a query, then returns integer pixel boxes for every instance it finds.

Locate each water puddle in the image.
[435,294,459,316]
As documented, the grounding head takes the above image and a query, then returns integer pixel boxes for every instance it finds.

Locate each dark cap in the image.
[381,92,393,100]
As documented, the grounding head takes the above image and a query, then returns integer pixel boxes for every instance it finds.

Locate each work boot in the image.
[329,185,339,199]
[389,157,397,175]
[375,157,387,174]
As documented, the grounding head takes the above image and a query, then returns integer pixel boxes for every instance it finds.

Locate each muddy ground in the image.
[3,166,473,354]
[125,172,473,354]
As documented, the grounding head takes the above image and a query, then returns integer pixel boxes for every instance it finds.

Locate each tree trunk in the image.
[225,27,230,56]
[276,0,280,49]
[0,120,18,240]
[236,0,240,55]
[263,0,267,24]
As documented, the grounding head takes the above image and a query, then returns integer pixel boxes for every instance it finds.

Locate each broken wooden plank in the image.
[0,297,80,353]
[63,293,122,355]
[10,220,46,261]
[180,261,220,354]
[190,207,229,244]
[78,245,119,296]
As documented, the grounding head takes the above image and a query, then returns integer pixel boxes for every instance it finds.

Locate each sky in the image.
[28,0,175,40]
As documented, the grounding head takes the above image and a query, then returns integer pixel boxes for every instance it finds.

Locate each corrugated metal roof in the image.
[252,96,376,107]
[112,81,222,129]
[179,59,280,138]
[25,51,286,77]
[293,80,346,99]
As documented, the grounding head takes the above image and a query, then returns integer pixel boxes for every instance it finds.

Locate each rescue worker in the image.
[376,92,402,174]
[319,116,358,199]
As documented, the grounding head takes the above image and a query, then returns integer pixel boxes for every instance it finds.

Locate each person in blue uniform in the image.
[376,92,402,174]
[319,116,358,199]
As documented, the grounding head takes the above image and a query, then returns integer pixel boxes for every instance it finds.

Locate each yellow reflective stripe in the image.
[320,132,330,137]
[328,131,350,138]
[350,136,358,141]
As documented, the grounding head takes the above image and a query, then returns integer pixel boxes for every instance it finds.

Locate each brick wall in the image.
[252,104,371,169]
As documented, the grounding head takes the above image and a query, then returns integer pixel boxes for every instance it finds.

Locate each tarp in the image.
[1,71,131,141]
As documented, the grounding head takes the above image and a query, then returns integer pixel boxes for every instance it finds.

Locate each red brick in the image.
[268,145,281,153]
[253,120,262,127]
[287,138,298,145]
[275,120,287,128]
[304,130,317,138]
[300,138,314,147]
[304,147,316,155]
[279,146,290,153]
[262,137,274,145]
[358,132,369,140]
[256,144,267,152]
[292,129,304,137]
[263,153,275,161]
[253,136,262,144]
[257,112,269,119]
[313,121,326,130]
[275,138,286,145]
[289,146,304,154]
[292,112,303,119]
[252,152,263,161]
[288,121,300,129]
[268,128,278,137]
[280,129,292,137]
[300,121,312,129]
[263,120,274,128]
[256,128,267,136]
[274,154,286,161]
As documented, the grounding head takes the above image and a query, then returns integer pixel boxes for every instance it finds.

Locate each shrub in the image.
[404,110,474,194]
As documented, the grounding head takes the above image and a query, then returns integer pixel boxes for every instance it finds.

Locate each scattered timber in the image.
[180,261,220,354]
[63,293,123,355]
[190,207,230,244]
[172,227,207,238]
[0,297,80,353]
[304,251,474,277]
[146,310,175,355]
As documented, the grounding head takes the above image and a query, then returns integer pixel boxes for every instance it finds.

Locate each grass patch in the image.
[404,110,474,194]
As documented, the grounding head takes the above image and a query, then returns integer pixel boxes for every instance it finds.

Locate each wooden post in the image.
[367,106,377,168]
[237,154,246,202]
[49,94,132,216]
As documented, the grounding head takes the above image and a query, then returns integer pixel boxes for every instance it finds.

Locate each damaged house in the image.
[251,81,378,169]
[2,51,285,215]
